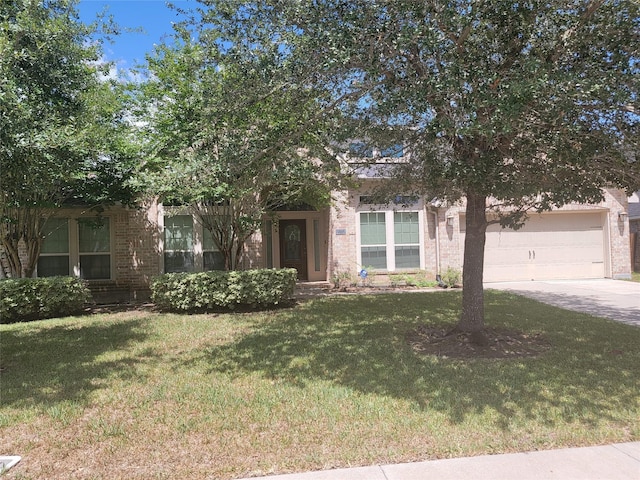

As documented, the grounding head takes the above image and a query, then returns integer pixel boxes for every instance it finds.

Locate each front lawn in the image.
[1,291,638,479]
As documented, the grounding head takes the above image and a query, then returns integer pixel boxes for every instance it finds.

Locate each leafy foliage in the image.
[150,268,297,311]
[132,24,346,270]
[441,267,462,288]
[199,0,640,337]
[0,0,137,278]
[0,276,91,323]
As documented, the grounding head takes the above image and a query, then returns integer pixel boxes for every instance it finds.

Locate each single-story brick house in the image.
[4,177,632,302]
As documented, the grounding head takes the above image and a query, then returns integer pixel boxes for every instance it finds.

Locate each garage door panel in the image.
[471,213,606,282]
[483,264,536,282]
[533,261,605,280]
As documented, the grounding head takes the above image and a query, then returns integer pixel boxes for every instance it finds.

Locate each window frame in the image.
[359,211,388,270]
[356,198,424,272]
[379,144,404,158]
[36,215,114,281]
[78,217,113,280]
[37,217,71,277]
[393,211,421,269]
[160,208,228,273]
[162,213,196,273]
[201,217,225,271]
[347,142,405,159]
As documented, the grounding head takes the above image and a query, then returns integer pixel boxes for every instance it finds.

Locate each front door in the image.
[279,219,308,280]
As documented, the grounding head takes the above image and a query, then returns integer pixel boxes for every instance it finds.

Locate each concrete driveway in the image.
[486,279,640,327]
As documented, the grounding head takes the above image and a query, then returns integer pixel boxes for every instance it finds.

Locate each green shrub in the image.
[151,268,298,312]
[441,266,461,288]
[331,270,356,290]
[392,272,439,288]
[0,276,91,323]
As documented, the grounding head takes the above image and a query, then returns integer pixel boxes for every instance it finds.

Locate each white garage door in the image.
[466,212,607,282]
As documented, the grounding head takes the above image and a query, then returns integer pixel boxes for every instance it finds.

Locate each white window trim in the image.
[392,211,423,269]
[359,211,388,269]
[355,202,425,272]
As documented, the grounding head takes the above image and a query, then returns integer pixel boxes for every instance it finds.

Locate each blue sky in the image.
[77,0,196,72]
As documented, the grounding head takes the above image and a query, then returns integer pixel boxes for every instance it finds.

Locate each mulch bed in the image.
[87,303,156,314]
[406,325,551,359]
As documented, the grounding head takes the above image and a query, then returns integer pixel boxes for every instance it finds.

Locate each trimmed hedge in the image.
[0,276,91,323]
[151,268,298,312]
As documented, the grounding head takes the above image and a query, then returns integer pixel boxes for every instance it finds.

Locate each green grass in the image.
[1,291,638,479]
[629,271,640,282]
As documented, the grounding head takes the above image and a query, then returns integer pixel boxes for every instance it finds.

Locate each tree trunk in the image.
[223,246,233,271]
[22,213,46,278]
[0,237,22,278]
[23,236,42,278]
[234,242,243,271]
[457,191,489,345]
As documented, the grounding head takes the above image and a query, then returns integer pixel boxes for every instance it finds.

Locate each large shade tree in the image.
[0,0,136,278]
[200,0,640,342]
[133,24,346,270]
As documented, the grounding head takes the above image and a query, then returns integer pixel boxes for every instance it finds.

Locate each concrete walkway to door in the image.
[486,279,640,327]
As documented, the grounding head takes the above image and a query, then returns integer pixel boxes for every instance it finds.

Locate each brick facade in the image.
[327,190,358,281]
[602,189,632,278]
[1,188,633,301]
[329,186,632,283]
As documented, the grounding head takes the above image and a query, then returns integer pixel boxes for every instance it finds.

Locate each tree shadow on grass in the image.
[0,316,154,409]
[198,291,640,431]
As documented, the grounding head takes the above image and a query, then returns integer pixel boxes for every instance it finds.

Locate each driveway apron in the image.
[486,279,640,327]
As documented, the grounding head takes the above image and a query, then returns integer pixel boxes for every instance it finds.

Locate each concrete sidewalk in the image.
[239,442,640,480]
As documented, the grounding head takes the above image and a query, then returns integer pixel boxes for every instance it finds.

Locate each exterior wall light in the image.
[618,212,628,222]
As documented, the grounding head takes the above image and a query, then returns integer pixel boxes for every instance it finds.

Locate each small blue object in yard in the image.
[359,269,368,279]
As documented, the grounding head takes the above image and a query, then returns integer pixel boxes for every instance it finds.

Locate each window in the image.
[164,215,194,273]
[360,212,387,269]
[349,142,374,158]
[394,212,420,268]
[79,218,111,280]
[37,216,113,280]
[379,144,404,158]
[263,220,273,268]
[313,219,321,272]
[202,226,225,271]
[162,213,233,272]
[359,195,387,205]
[393,195,418,206]
[358,208,423,271]
[349,142,404,158]
[38,218,70,277]
[359,195,418,206]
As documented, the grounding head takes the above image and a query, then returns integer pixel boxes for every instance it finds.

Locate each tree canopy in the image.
[133,23,347,269]
[196,0,639,340]
[0,0,137,278]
